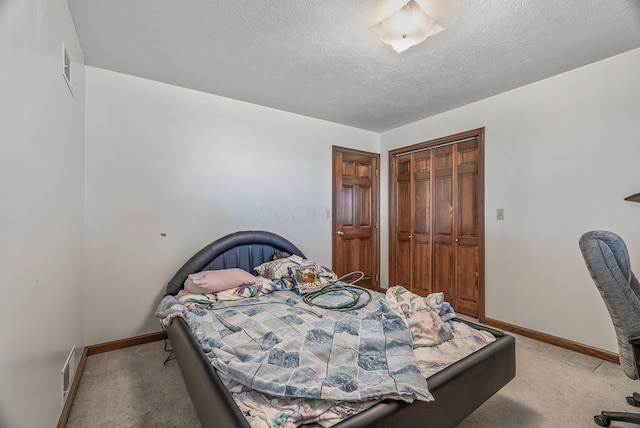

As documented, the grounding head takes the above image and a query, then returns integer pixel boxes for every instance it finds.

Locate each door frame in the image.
[388,128,485,320]
[332,145,381,289]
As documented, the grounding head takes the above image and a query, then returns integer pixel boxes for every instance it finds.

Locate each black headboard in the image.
[165,230,305,296]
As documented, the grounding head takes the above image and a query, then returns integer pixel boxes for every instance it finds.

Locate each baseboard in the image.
[56,331,167,427]
[483,317,619,364]
[86,331,167,356]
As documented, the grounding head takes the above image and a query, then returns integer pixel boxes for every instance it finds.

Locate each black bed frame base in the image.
[167,316,515,428]
[163,230,516,428]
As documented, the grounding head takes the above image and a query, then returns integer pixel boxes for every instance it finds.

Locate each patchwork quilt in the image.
[156,285,496,427]
[157,287,433,403]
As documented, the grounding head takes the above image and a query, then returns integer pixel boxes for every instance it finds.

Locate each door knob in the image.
[455,238,459,242]
[337,231,344,236]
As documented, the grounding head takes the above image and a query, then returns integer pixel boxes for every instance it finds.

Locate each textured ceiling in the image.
[67,0,640,132]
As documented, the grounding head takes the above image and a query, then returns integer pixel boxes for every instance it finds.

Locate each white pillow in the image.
[253,258,298,280]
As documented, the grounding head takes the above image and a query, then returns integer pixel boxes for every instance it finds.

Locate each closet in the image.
[389,129,484,318]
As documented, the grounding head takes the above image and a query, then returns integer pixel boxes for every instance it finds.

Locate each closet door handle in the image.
[455,238,459,242]
[337,231,344,236]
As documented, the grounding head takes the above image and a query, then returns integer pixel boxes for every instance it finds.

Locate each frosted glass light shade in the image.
[370,0,443,53]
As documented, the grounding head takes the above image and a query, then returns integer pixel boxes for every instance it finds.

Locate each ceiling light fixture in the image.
[370,0,443,53]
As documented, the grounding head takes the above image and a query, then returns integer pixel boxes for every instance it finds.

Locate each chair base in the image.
[627,392,640,407]
[594,411,640,427]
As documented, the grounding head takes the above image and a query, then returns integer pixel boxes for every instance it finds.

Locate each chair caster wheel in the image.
[627,394,640,407]
[594,414,611,427]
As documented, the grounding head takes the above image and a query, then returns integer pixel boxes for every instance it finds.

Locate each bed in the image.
[158,230,516,428]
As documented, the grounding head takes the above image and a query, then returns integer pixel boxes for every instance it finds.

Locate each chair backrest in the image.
[579,230,640,379]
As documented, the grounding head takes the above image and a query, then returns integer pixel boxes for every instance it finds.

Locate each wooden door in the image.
[333,146,380,290]
[454,139,481,315]
[389,129,484,319]
[432,145,456,304]
[392,156,412,288]
[411,150,433,297]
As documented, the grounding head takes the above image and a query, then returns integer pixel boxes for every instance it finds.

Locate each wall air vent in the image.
[62,42,74,98]
[61,346,76,402]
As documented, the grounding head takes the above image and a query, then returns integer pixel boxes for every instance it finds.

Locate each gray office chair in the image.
[579,231,640,427]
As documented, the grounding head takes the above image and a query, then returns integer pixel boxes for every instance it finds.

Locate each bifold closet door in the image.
[411,150,433,297]
[453,139,481,316]
[390,133,482,318]
[391,149,436,297]
[392,156,412,288]
[432,145,456,304]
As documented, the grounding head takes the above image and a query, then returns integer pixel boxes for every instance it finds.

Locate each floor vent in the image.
[62,346,76,402]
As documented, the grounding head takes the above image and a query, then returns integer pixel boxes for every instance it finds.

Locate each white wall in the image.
[84,67,379,344]
[0,0,85,426]
[380,48,640,353]
[1,2,635,421]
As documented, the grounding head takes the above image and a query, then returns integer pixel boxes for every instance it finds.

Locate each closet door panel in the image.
[458,171,478,237]
[433,148,453,236]
[457,140,479,239]
[456,243,479,315]
[434,176,452,236]
[389,129,484,319]
[434,241,455,302]
[393,158,412,287]
[412,151,432,295]
[395,240,411,287]
[455,140,480,316]
[433,146,454,300]
[413,238,432,295]
[413,152,431,222]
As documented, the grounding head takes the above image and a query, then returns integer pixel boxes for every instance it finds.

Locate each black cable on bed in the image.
[302,271,372,311]
[207,301,324,318]
[187,272,372,315]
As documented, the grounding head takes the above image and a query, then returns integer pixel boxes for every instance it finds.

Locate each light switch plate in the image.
[497,208,504,220]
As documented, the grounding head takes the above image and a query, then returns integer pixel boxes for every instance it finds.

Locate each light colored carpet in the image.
[67,333,640,427]
[66,340,200,428]
[457,332,640,427]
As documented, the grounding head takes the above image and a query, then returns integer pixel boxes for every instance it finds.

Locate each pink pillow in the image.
[184,268,258,293]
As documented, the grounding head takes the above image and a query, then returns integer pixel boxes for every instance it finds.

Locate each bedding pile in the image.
[157,271,495,427]
[158,289,432,402]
